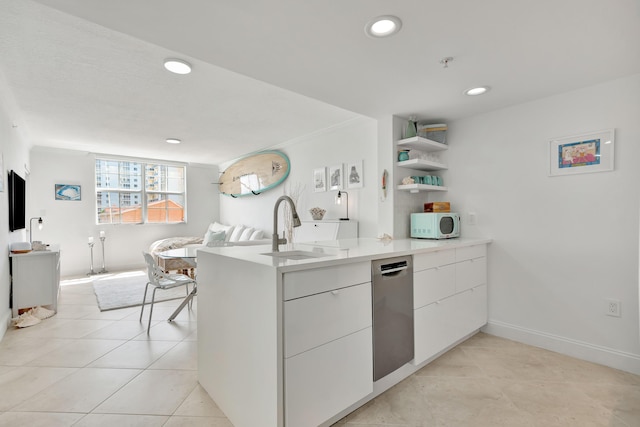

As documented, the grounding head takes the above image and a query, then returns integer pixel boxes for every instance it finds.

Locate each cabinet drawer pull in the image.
[331,290,339,295]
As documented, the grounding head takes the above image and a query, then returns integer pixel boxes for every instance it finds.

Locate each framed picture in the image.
[313,167,326,192]
[346,160,363,189]
[549,129,614,177]
[328,164,343,191]
[55,184,81,201]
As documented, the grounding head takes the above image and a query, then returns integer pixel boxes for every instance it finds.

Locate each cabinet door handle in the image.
[331,290,339,295]
[436,300,441,305]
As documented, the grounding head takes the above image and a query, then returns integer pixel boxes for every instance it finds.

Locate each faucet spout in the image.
[272,195,301,252]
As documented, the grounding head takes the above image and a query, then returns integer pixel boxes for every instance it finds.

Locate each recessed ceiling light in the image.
[166,138,181,144]
[465,86,490,96]
[163,59,192,75]
[365,15,402,38]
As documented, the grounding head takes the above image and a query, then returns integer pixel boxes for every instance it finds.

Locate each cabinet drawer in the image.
[296,222,339,242]
[284,282,371,358]
[456,257,486,293]
[413,284,487,366]
[285,327,373,427]
[413,296,458,365]
[455,244,486,262]
[454,284,487,335]
[413,264,455,309]
[283,261,370,300]
[413,249,455,272]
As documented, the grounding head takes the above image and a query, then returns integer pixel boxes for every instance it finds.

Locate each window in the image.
[95,158,186,224]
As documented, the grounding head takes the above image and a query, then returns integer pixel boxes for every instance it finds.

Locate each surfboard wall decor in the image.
[218,150,290,197]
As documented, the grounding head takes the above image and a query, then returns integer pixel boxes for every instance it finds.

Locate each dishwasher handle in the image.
[380,265,408,275]
[379,261,408,276]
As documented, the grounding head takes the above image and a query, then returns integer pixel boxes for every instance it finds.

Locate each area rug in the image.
[93,271,189,311]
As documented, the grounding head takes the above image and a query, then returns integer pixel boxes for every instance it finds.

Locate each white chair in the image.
[140,252,197,332]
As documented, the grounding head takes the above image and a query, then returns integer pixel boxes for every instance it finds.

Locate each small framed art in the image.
[313,167,326,192]
[346,160,363,189]
[328,164,343,191]
[549,129,615,177]
[55,184,81,201]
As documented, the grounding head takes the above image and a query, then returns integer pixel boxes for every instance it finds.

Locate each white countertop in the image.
[197,237,491,272]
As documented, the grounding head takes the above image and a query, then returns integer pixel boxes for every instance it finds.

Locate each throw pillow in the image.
[204,230,226,246]
[229,225,245,242]
[238,227,254,241]
[207,222,235,242]
[249,229,264,240]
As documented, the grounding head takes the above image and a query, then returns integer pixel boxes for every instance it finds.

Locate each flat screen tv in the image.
[8,170,26,232]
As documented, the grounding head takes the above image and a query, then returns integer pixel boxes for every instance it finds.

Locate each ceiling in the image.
[1,0,639,165]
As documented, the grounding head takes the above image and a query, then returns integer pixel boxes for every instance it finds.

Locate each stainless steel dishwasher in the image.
[372,256,414,381]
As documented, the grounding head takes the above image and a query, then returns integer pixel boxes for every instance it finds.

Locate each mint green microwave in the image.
[410,213,460,239]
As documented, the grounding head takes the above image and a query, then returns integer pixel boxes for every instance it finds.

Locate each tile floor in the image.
[0,272,638,427]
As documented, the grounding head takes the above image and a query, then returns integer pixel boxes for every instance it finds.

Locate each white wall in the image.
[219,117,378,240]
[29,147,219,276]
[440,74,640,373]
[0,85,31,339]
[375,116,395,237]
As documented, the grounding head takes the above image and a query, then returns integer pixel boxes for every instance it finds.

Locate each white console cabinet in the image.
[10,247,61,317]
[412,244,487,365]
[295,220,357,243]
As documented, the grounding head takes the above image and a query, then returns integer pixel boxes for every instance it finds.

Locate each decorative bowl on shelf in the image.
[309,207,326,220]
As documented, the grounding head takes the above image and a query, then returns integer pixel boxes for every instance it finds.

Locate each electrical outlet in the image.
[468,212,477,225]
[606,299,621,317]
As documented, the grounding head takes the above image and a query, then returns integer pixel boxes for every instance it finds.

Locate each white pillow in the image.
[208,222,233,235]
[204,230,226,246]
[238,227,254,241]
[224,226,235,242]
[249,229,264,240]
[229,225,245,242]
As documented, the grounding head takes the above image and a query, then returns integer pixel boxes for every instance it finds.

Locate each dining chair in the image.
[140,251,197,333]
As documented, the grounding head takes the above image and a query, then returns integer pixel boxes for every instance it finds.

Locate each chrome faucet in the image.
[272,195,302,252]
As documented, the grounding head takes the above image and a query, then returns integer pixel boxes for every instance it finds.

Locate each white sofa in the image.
[149,222,269,273]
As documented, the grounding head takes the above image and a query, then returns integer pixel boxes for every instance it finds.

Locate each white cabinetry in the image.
[295,220,358,243]
[10,247,61,317]
[413,244,487,365]
[283,262,372,427]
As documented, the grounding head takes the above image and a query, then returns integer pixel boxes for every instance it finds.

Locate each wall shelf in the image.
[397,136,448,152]
[397,184,448,193]
[397,159,447,171]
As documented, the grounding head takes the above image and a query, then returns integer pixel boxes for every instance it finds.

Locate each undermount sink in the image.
[261,250,331,260]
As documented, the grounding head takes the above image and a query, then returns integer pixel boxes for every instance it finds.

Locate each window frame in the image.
[95,156,187,225]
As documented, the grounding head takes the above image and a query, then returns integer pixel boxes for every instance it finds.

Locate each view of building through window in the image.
[95,159,186,224]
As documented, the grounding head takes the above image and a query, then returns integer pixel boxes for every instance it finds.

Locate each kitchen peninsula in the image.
[197,237,490,427]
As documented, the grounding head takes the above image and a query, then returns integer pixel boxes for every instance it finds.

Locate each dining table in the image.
[156,246,199,322]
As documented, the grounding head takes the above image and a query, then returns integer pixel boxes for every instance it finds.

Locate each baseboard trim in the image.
[0,308,11,342]
[483,320,640,375]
